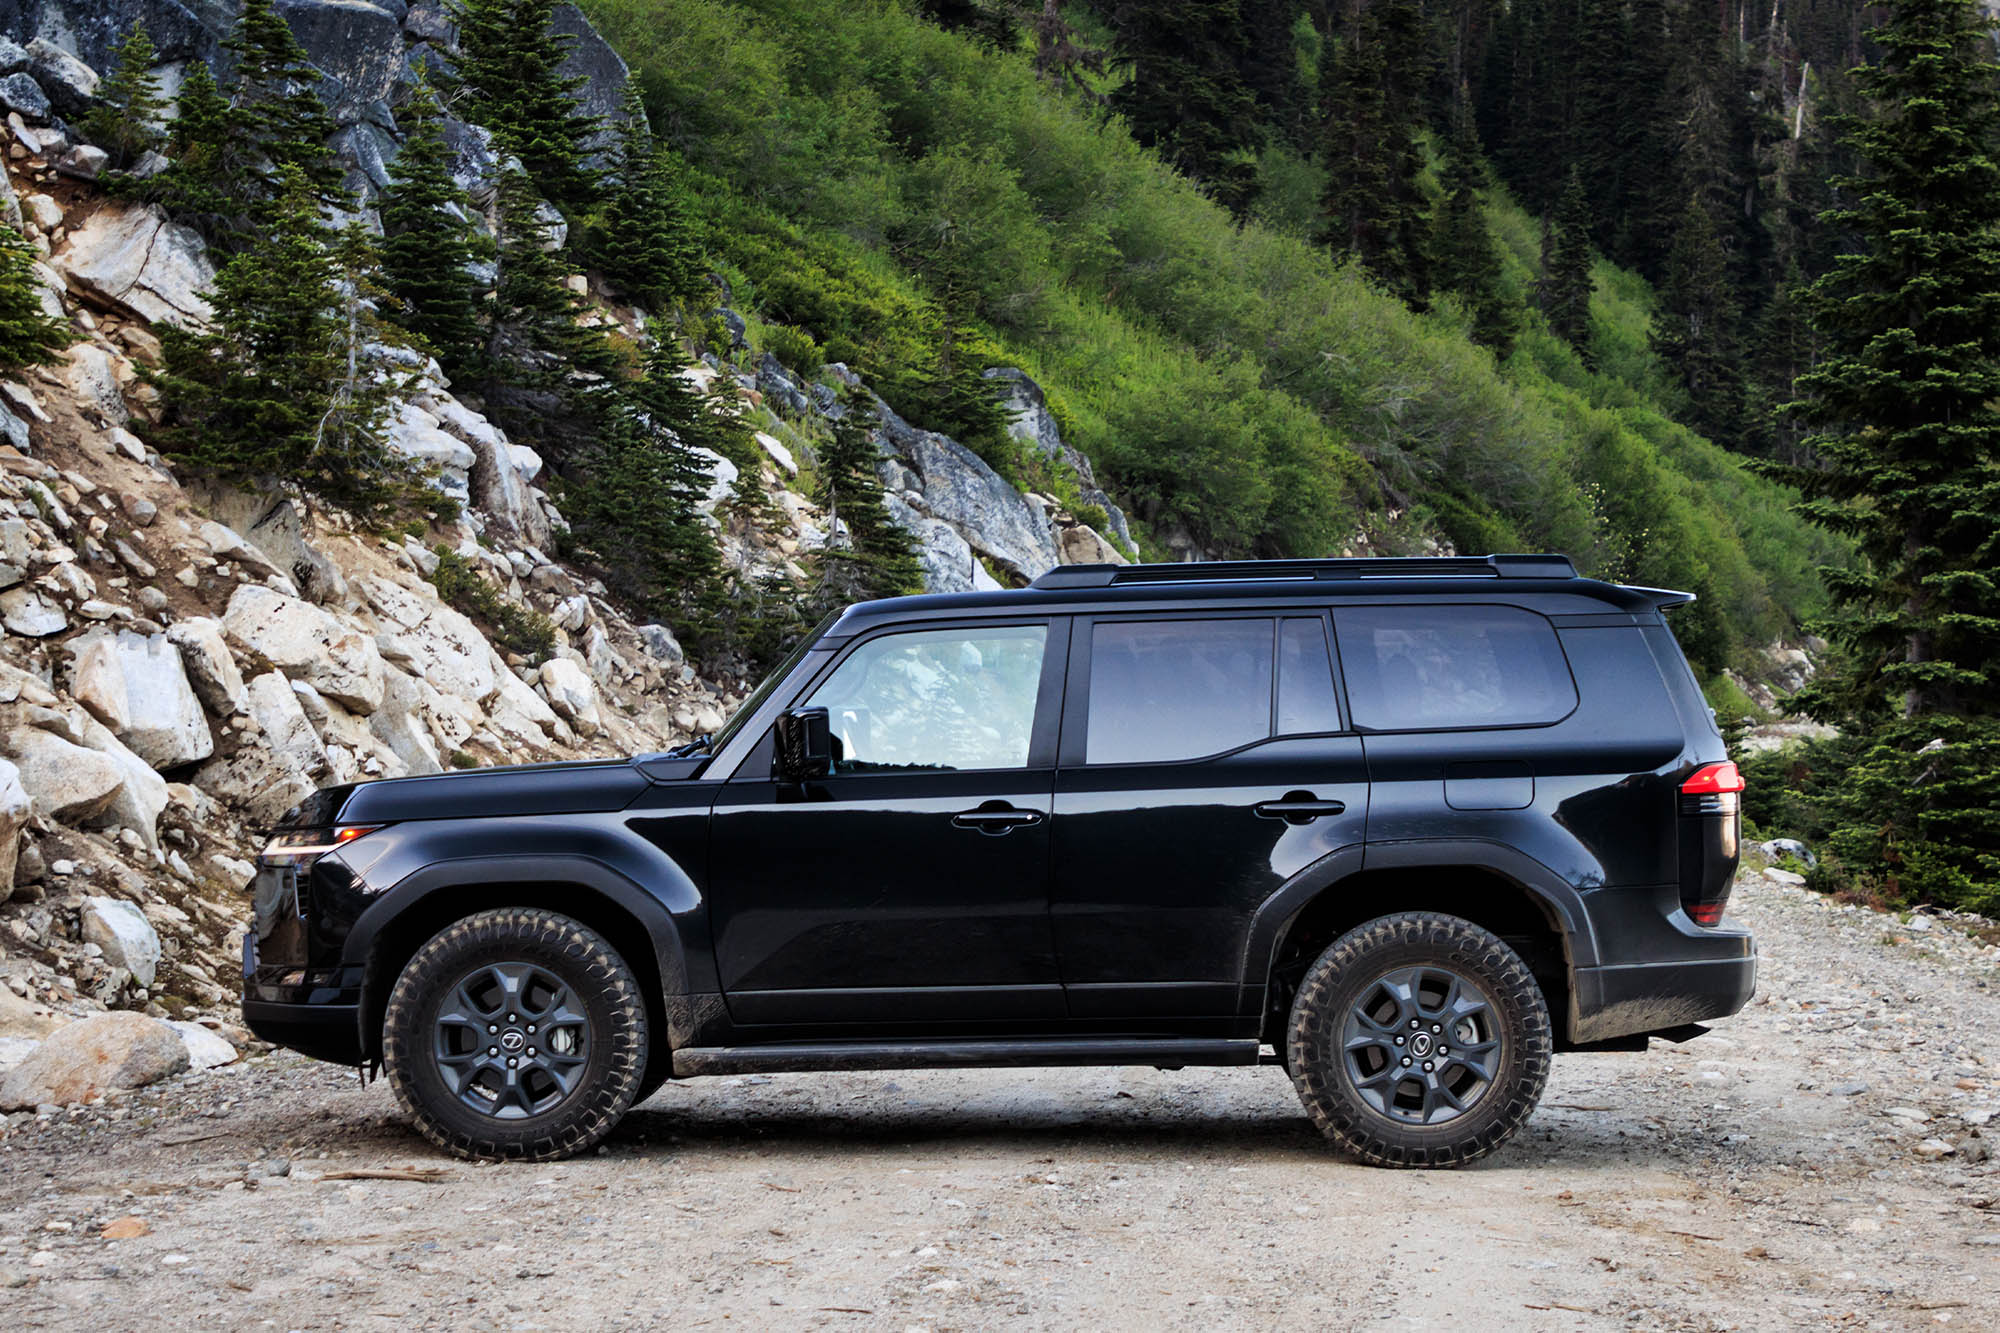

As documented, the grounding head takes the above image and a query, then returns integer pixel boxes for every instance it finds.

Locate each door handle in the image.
[950,803,1044,834]
[1253,792,1347,824]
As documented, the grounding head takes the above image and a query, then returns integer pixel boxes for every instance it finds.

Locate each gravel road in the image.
[2,869,1996,1331]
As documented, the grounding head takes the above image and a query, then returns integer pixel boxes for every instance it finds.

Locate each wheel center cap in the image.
[1410,1032,1433,1057]
[500,1029,526,1054]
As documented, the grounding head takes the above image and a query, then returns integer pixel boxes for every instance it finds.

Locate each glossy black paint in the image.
[242,562,1755,1077]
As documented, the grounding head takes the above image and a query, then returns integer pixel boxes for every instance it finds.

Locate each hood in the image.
[282,758,653,828]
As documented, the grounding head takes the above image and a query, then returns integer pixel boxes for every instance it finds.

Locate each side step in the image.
[671,1038,1261,1078]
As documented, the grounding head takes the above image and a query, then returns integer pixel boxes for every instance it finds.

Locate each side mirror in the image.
[774,706,832,783]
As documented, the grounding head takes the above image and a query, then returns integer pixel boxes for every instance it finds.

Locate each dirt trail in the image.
[2,871,1996,1331]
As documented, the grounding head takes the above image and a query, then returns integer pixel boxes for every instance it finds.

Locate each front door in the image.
[709,620,1066,1029]
[1050,613,1370,1025]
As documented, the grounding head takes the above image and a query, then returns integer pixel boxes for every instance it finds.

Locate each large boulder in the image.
[62,342,129,426]
[552,3,629,153]
[54,204,215,328]
[4,726,123,822]
[80,895,160,988]
[74,715,169,853]
[167,616,249,716]
[369,669,443,776]
[167,1020,238,1071]
[537,657,601,735]
[70,629,214,768]
[876,402,1060,581]
[361,576,497,704]
[883,494,1003,594]
[223,584,386,713]
[276,0,407,122]
[24,38,97,116]
[191,486,346,604]
[385,400,476,502]
[0,1011,188,1110]
[194,671,329,822]
[0,585,66,636]
[984,367,1134,549]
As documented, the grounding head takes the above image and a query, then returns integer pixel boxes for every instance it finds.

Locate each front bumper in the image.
[241,933,365,1065]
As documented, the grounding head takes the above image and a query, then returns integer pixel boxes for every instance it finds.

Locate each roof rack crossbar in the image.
[1029,554,1577,590]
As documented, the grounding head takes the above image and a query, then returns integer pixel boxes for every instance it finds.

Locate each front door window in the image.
[807,625,1048,773]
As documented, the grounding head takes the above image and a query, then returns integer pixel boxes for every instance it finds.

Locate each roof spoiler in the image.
[1625,584,1697,610]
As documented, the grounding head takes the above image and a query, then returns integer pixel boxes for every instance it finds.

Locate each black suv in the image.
[242,555,1754,1167]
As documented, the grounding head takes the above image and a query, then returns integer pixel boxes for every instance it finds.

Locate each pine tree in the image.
[151,165,429,517]
[814,397,924,603]
[1103,1,1262,218]
[1318,0,1433,308]
[224,0,345,210]
[595,84,705,310]
[80,23,165,171]
[1744,269,1816,463]
[148,59,235,236]
[1432,88,1513,354]
[1535,169,1595,360]
[1028,0,1106,99]
[1650,194,1744,446]
[479,168,620,465]
[378,79,488,382]
[1239,0,1310,151]
[0,223,72,372]
[446,0,600,220]
[562,337,730,650]
[1784,0,2000,906]
[900,281,1011,464]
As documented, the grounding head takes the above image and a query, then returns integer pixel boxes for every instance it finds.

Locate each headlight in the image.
[258,825,384,868]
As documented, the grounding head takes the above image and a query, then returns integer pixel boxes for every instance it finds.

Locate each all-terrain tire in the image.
[383,908,648,1162]
[1286,911,1551,1168]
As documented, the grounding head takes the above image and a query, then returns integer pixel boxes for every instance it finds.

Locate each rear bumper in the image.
[1571,927,1756,1043]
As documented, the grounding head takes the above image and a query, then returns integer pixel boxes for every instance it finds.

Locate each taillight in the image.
[1686,902,1726,928]
[1680,762,1744,795]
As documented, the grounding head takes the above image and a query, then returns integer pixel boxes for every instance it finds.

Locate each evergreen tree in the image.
[0,223,73,372]
[1650,194,1744,446]
[1535,169,1595,360]
[80,23,165,171]
[1744,269,1816,463]
[150,165,429,518]
[479,168,620,465]
[1610,0,1680,273]
[596,84,706,310]
[814,398,925,604]
[378,80,487,382]
[917,0,1021,47]
[1103,1,1262,217]
[148,59,235,236]
[446,0,600,219]
[224,0,345,209]
[1432,89,1513,354]
[1318,0,1433,308]
[1239,0,1310,151]
[1784,0,2000,906]
[901,281,1011,462]
[562,337,730,651]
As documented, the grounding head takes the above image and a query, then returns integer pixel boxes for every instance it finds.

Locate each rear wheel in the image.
[383,908,648,1161]
[1286,911,1551,1167]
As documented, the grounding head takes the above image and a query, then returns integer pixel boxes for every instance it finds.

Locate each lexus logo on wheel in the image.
[500,1030,527,1053]
[1410,1032,1433,1057]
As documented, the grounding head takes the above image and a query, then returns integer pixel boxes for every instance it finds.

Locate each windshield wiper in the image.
[661,735,713,759]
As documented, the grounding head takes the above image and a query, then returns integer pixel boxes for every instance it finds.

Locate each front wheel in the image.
[382,908,649,1161]
[1286,911,1551,1167]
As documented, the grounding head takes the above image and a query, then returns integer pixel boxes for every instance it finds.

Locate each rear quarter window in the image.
[1334,605,1576,731]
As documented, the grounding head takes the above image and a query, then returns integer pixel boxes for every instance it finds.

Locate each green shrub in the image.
[760,321,822,372]
[428,545,556,659]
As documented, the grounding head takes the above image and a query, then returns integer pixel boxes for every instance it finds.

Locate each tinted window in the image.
[808,626,1047,772]
[1278,617,1342,734]
[1087,619,1273,764]
[1335,605,1576,730]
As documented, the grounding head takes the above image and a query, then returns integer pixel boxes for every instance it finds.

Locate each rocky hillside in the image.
[0,1,1132,1099]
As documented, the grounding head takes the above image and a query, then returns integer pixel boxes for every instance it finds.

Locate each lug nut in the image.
[487,1024,497,1034]
[1431,1024,1442,1033]
[527,1048,537,1057]
[1401,1057,1411,1067]
[1439,1047,1449,1055]
[527,1025,537,1034]
[1394,1036,1404,1046]
[1409,1019,1420,1029]
[1423,1061,1434,1072]
[487,1047,497,1056]
[508,1014,518,1023]
[507,1057,517,1068]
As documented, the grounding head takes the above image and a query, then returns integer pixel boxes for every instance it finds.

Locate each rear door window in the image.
[1085,618,1274,764]
[1334,605,1576,731]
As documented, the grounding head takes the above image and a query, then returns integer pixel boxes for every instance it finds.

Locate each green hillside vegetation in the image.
[583,0,1842,675]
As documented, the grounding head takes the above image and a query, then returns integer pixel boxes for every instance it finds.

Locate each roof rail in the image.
[1029,554,1578,591]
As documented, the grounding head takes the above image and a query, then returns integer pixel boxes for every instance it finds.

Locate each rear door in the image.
[708,619,1068,1030]
[1049,612,1370,1025]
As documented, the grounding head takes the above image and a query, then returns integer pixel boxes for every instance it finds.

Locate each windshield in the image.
[704,610,841,755]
